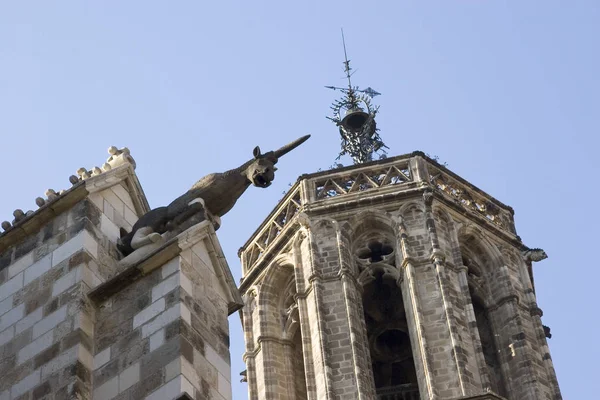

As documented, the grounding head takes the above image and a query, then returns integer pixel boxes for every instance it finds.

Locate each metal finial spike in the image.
[341,28,352,90]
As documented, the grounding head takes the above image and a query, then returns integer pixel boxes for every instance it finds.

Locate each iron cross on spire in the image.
[326,29,387,165]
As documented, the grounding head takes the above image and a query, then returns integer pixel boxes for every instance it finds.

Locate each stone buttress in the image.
[0,148,243,400]
[238,152,561,400]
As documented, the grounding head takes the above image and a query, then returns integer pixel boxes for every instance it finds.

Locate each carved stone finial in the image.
[106,146,136,170]
[69,175,79,185]
[35,197,46,207]
[45,189,59,201]
[77,168,91,180]
[1,221,11,231]
[523,248,548,263]
[91,167,103,176]
[12,209,25,224]
[102,162,112,172]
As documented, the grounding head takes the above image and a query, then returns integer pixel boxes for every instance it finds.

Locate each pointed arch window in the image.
[462,250,507,398]
[355,232,419,399]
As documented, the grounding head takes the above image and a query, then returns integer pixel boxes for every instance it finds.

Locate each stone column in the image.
[298,217,376,400]
[485,261,560,400]
[397,194,483,399]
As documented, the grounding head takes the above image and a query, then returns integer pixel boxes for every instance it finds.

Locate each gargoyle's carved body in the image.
[117,135,310,256]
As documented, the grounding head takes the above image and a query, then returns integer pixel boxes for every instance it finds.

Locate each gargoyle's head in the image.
[247,152,277,188]
[245,135,311,188]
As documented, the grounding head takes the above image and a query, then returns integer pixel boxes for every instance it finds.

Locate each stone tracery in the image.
[350,216,418,396]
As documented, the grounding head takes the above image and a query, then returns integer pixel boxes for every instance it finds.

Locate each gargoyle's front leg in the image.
[130,226,164,250]
[165,198,206,231]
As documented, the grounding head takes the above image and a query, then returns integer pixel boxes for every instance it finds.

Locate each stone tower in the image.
[0,147,242,400]
[238,152,561,400]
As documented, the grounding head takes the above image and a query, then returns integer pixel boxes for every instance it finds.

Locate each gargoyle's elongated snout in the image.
[272,134,311,160]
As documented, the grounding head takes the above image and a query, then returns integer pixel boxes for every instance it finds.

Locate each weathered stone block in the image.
[133,298,166,329]
[0,273,23,302]
[17,329,53,364]
[10,369,40,399]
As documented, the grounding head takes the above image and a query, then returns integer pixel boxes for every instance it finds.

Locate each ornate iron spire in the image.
[326,29,388,165]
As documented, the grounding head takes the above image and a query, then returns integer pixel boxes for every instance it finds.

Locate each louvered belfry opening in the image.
[355,230,419,399]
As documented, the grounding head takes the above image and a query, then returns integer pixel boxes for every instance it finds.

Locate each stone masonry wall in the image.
[1,177,236,400]
[93,246,233,400]
[0,199,103,400]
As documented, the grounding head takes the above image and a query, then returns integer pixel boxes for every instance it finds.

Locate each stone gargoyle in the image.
[117,134,310,256]
[523,248,548,263]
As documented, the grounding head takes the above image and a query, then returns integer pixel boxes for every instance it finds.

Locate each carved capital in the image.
[296,212,312,229]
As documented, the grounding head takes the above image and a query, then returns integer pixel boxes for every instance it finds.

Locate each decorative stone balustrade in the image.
[427,164,515,233]
[240,185,303,273]
[239,153,518,278]
[312,161,412,200]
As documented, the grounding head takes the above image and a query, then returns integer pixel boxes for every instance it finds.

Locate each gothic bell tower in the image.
[237,38,561,400]
[238,153,561,400]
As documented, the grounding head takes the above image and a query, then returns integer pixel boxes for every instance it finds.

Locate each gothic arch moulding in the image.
[432,206,458,264]
[242,286,260,350]
[256,255,296,339]
[397,201,426,228]
[457,225,504,280]
[345,208,399,240]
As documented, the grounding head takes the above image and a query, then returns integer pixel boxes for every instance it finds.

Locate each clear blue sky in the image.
[1,1,598,398]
